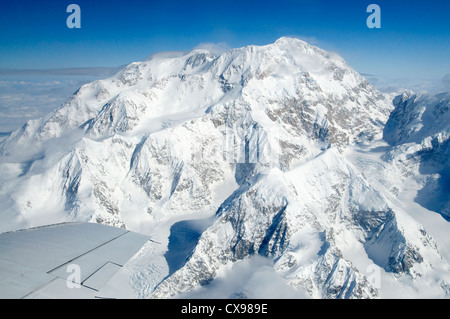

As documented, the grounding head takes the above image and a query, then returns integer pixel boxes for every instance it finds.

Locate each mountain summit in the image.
[0,37,448,299]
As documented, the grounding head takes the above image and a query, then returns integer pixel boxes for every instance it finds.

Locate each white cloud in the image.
[193,42,231,56]
[176,255,306,299]
[442,74,450,91]
[144,42,231,61]
[363,73,450,95]
[0,70,112,132]
[282,34,322,47]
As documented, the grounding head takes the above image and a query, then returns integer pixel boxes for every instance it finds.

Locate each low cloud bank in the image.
[176,255,306,299]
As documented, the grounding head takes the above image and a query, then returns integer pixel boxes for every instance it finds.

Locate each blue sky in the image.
[0,0,448,132]
[0,0,449,78]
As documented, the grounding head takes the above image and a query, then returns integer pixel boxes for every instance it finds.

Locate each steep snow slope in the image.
[0,37,448,299]
[383,91,450,221]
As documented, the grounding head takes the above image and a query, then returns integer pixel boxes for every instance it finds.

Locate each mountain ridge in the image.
[0,37,448,299]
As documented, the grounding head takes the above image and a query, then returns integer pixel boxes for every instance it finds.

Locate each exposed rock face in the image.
[383,91,450,221]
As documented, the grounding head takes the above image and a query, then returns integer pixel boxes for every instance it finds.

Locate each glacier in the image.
[0,37,449,299]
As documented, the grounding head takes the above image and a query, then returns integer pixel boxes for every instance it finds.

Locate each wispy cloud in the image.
[193,42,231,56]
[441,74,450,91]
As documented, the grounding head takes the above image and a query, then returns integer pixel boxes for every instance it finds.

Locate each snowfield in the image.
[0,37,449,299]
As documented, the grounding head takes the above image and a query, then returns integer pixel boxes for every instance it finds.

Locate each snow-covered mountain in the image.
[383,91,450,221]
[0,37,448,299]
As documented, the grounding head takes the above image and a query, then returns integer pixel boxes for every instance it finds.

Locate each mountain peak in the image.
[0,37,392,152]
[273,36,319,51]
[2,38,448,299]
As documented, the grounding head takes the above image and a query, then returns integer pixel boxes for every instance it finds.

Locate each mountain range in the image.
[0,37,448,299]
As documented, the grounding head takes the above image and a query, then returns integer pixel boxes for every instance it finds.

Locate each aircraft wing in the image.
[0,222,149,299]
